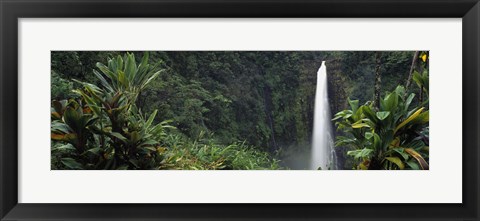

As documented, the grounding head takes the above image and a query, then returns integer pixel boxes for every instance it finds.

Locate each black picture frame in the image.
[1,0,479,220]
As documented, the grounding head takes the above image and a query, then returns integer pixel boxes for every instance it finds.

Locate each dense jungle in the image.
[51,51,429,170]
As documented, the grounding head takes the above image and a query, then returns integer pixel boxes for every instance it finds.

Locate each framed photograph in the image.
[1,0,479,220]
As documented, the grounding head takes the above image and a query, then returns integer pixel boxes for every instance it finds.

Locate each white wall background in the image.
[18,18,462,203]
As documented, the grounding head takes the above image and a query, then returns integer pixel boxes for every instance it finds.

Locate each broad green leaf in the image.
[137,52,150,75]
[61,158,83,169]
[52,144,76,151]
[376,111,390,120]
[108,58,117,72]
[93,69,114,92]
[413,71,423,88]
[52,100,65,114]
[332,114,343,121]
[85,147,102,155]
[125,53,137,82]
[373,132,381,150]
[335,136,358,147]
[404,93,415,112]
[361,106,378,124]
[365,132,373,139]
[110,132,127,143]
[347,98,359,113]
[145,109,157,130]
[347,148,374,160]
[118,70,128,88]
[391,147,409,160]
[406,160,420,170]
[352,123,370,129]
[394,86,405,97]
[141,71,161,89]
[116,55,124,71]
[63,107,80,131]
[51,121,72,134]
[96,62,118,82]
[421,70,429,92]
[381,130,394,151]
[382,92,398,112]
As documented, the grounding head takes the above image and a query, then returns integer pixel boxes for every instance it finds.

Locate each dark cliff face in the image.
[326,59,349,169]
[326,59,349,117]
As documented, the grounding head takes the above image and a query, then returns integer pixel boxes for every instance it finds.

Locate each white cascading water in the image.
[310,61,335,170]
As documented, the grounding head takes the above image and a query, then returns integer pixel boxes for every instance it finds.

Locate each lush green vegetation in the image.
[51,51,428,170]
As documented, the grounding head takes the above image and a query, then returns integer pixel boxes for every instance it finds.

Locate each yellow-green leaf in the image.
[352,120,371,128]
[352,123,370,129]
[51,112,61,119]
[51,133,77,141]
[385,157,405,170]
[390,137,400,148]
[395,107,424,133]
[358,160,370,170]
[405,148,429,170]
[51,133,65,140]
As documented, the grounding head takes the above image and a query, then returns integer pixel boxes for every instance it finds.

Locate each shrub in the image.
[333,85,429,170]
[51,52,170,169]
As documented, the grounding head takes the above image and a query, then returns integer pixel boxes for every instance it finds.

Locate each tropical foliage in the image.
[51,51,428,170]
[333,53,429,170]
[51,52,281,170]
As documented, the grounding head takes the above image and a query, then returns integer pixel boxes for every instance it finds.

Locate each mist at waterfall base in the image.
[279,61,336,170]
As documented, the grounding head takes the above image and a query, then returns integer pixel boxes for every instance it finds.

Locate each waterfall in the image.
[310,61,335,170]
